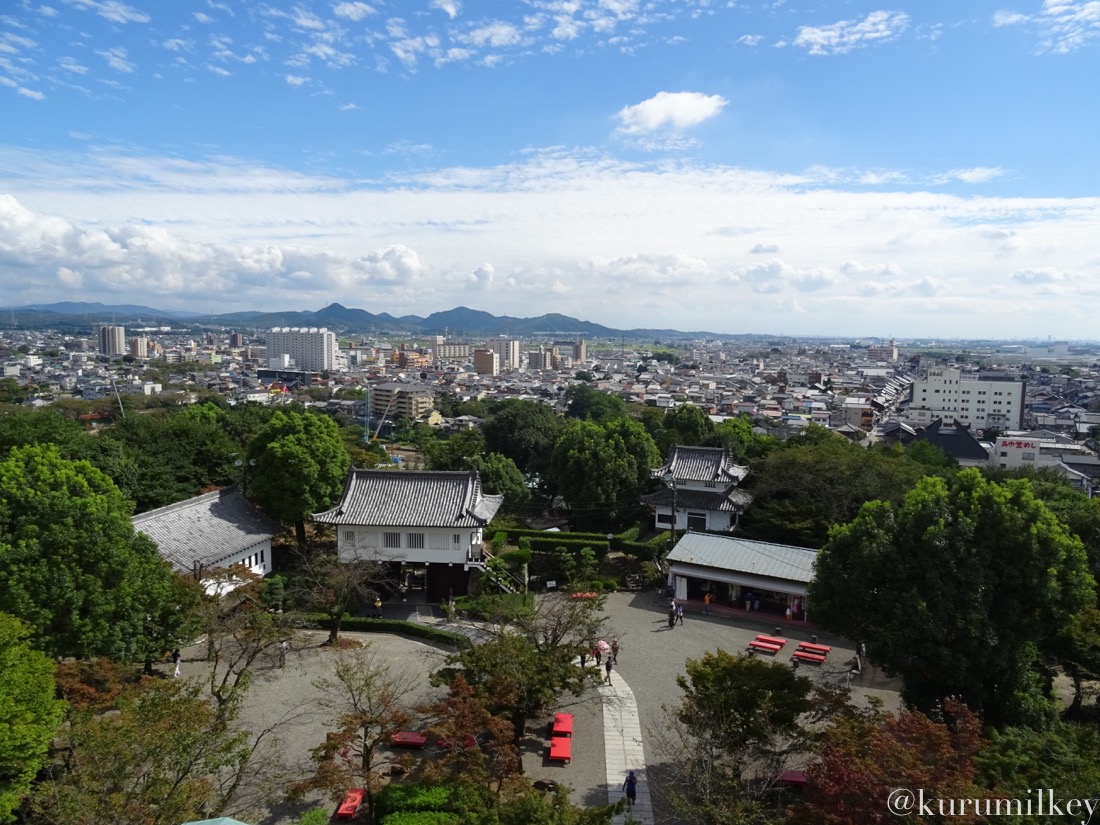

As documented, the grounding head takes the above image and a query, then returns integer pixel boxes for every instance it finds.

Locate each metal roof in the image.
[313,469,503,528]
[666,531,817,584]
[133,487,282,574]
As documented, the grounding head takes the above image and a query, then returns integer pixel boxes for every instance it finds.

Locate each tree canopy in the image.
[0,444,181,661]
[481,400,562,477]
[246,409,350,546]
[809,469,1095,726]
[0,613,65,824]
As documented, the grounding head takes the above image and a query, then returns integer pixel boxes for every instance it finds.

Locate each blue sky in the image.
[2,0,1099,338]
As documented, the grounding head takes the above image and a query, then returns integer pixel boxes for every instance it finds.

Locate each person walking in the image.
[622,771,638,808]
[676,602,684,625]
[594,644,603,666]
[171,648,181,678]
[610,637,620,664]
[604,657,614,685]
[667,605,676,629]
[703,591,711,615]
[278,639,288,668]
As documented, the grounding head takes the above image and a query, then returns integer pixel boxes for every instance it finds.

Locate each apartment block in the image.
[266,327,338,372]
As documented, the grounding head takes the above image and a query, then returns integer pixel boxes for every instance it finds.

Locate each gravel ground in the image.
[172,594,901,824]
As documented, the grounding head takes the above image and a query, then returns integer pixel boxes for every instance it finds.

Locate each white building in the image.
[129,336,149,359]
[908,367,1025,430]
[266,327,338,372]
[490,339,521,369]
[96,324,126,356]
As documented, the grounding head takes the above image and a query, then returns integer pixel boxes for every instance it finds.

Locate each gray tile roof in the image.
[654,446,748,484]
[133,488,282,574]
[639,487,753,512]
[666,531,817,583]
[313,469,503,528]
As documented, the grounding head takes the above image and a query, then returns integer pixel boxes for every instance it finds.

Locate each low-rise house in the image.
[133,487,282,593]
[313,469,503,600]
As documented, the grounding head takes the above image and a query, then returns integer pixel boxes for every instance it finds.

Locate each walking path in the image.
[598,673,653,825]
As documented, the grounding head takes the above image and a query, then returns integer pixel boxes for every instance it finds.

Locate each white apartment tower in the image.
[908,367,1025,430]
[266,327,339,372]
[490,339,521,370]
[96,324,126,356]
[129,336,149,359]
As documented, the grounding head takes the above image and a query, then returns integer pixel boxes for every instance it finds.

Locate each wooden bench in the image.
[551,713,574,737]
[335,788,364,819]
[755,634,788,647]
[390,730,428,748]
[549,736,572,764]
[749,640,782,654]
[797,642,832,654]
[792,650,826,664]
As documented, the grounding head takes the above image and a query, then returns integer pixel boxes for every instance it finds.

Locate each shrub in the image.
[294,613,473,650]
[376,782,454,816]
[381,812,460,825]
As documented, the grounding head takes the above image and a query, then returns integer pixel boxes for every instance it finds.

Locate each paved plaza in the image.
[175,591,900,824]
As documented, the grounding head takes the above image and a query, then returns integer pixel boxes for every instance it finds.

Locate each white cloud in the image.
[992,10,1029,27]
[59,56,89,73]
[193,12,213,24]
[17,87,45,100]
[750,243,779,253]
[333,1,375,21]
[96,46,134,73]
[459,21,523,48]
[943,167,1006,184]
[615,91,727,134]
[467,262,494,290]
[736,34,764,46]
[1011,267,1067,283]
[285,74,308,86]
[991,1,1100,53]
[430,0,462,20]
[89,0,149,24]
[794,10,910,55]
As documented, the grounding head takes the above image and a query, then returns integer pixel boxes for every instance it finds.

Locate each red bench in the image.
[749,640,782,654]
[549,736,572,764]
[797,642,832,654]
[336,788,364,819]
[390,730,428,748]
[755,634,788,647]
[792,650,826,664]
[551,713,574,737]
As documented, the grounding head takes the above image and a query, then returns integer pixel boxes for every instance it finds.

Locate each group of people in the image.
[579,637,621,684]
[667,600,685,628]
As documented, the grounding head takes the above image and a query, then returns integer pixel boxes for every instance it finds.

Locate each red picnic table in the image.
[335,787,364,819]
[551,712,574,737]
[797,641,832,654]
[390,730,428,748]
[548,736,572,764]
[755,634,788,647]
[749,640,782,654]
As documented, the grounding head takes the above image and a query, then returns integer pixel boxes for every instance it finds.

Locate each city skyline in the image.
[1,0,1098,338]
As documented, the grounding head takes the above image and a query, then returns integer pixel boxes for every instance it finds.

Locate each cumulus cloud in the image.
[794,10,910,55]
[430,0,462,20]
[333,1,375,21]
[615,91,727,134]
[70,0,150,24]
[731,258,840,293]
[1011,267,1067,283]
[467,262,494,290]
[839,260,901,277]
[588,252,710,288]
[97,46,134,73]
[59,56,89,73]
[750,243,779,254]
[459,21,522,48]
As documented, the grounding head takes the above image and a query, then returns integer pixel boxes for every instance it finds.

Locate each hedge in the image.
[296,614,473,650]
[381,812,460,825]
[376,783,453,816]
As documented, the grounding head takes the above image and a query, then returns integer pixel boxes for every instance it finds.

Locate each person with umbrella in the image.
[596,639,610,666]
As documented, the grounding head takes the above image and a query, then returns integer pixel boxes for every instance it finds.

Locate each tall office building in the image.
[97,324,126,356]
[266,327,339,372]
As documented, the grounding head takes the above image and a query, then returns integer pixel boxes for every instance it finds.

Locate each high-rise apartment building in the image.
[97,324,126,356]
[266,327,338,372]
[472,349,500,376]
[489,339,521,370]
[129,336,149,359]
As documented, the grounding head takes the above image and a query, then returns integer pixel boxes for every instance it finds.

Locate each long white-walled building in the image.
[266,327,338,372]
[908,367,1025,430]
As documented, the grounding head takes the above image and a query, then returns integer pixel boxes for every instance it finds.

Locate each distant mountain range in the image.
[2,301,739,340]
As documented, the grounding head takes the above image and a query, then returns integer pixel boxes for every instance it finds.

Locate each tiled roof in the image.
[667,531,817,583]
[915,418,990,462]
[654,446,748,484]
[639,487,753,512]
[313,469,503,528]
[133,488,282,574]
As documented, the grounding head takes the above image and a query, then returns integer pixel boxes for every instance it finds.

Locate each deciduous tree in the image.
[482,400,562,477]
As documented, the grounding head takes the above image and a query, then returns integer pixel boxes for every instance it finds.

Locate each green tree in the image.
[0,444,180,661]
[742,430,928,547]
[652,650,815,825]
[474,452,531,508]
[549,419,659,531]
[32,678,253,825]
[0,613,65,824]
[482,400,562,477]
[562,384,626,424]
[247,409,351,547]
[424,428,486,471]
[659,404,715,453]
[703,415,779,462]
[809,469,1095,726]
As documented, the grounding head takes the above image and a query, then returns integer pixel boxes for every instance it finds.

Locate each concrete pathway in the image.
[598,672,653,825]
